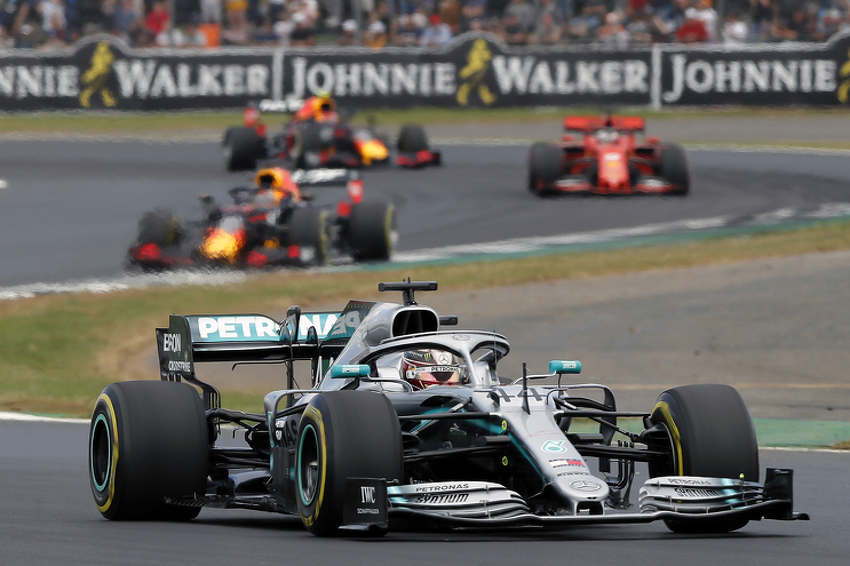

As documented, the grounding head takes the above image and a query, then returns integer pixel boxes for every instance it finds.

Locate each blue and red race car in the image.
[223,95,441,172]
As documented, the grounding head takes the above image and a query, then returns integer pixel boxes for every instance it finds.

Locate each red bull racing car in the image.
[127,167,396,269]
[528,115,690,196]
[88,280,806,536]
[223,95,442,172]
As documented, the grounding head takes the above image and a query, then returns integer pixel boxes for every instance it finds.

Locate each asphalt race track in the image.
[0,417,844,566]
[1,139,850,287]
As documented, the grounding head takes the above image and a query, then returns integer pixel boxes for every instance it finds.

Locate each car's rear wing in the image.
[156,300,379,402]
[156,305,363,407]
[564,115,645,133]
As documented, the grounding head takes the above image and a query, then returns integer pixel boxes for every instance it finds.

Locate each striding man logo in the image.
[838,48,850,103]
[457,38,496,106]
[80,42,118,108]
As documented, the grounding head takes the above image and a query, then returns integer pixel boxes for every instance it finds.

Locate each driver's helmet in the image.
[254,167,300,204]
[597,127,619,144]
[401,349,468,390]
[313,94,337,122]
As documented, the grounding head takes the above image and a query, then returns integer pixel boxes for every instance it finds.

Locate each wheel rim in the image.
[297,424,320,506]
[90,413,112,492]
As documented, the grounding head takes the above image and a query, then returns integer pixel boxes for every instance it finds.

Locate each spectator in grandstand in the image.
[252,17,279,44]
[654,0,690,40]
[624,6,659,44]
[103,0,138,41]
[439,0,463,33]
[420,12,452,46]
[0,25,13,47]
[392,13,423,44]
[2,0,42,46]
[818,8,842,40]
[689,0,717,41]
[721,8,749,43]
[274,8,295,45]
[145,0,169,36]
[502,0,535,32]
[200,0,222,23]
[39,0,66,39]
[499,10,529,43]
[296,0,320,27]
[289,10,316,45]
[223,0,250,44]
[528,9,563,43]
[567,0,607,41]
[675,3,711,42]
[596,10,629,47]
[159,17,208,46]
[749,0,775,41]
[336,17,356,44]
[363,17,388,48]
[532,0,565,41]
[460,0,486,32]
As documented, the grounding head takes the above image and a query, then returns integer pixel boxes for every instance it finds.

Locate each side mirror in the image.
[549,360,582,375]
[330,364,371,379]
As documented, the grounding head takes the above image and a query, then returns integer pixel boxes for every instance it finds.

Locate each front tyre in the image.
[649,383,759,533]
[346,201,396,262]
[224,127,264,172]
[528,142,562,195]
[397,124,429,153]
[660,143,690,195]
[89,381,209,521]
[296,391,403,536]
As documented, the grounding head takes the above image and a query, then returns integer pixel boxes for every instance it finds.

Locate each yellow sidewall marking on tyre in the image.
[300,405,328,527]
[94,393,119,513]
[654,401,684,476]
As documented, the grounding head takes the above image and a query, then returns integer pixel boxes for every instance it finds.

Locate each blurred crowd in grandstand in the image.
[1,0,849,50]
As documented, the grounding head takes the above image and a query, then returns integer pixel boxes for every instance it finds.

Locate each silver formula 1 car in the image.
[88,280,807,536]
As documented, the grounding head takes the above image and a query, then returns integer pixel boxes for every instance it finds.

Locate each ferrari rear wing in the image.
[564,115,645,133]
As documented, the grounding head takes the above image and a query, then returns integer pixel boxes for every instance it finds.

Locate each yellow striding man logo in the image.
[457,38,496,106]
[838,48,850,103]
[80,42,118,108]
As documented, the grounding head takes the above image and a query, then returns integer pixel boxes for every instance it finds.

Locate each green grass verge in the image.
[3,106,850,136]
[2,218,850,419]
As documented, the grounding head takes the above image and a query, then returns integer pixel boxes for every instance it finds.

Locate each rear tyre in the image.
[397,124,429,153]
[527,142,562,195]
[136,209,181,246]
[660,143,690,195]
[296,391,403,536]
[288,207,329,266]
[89,381,209,521]
[224,127,264,172]
[649,383,759,533]
[347,201,396,262]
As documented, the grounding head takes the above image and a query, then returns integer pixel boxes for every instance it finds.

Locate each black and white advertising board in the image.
[2,32,850,111]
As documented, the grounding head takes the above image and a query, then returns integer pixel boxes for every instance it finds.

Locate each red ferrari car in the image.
[528,115,689,196]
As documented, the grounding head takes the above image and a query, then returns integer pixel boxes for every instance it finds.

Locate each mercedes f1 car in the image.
[127,167,396,269]
[89,280,807,536]
[528,115,690,196]
[223,96,442,172]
